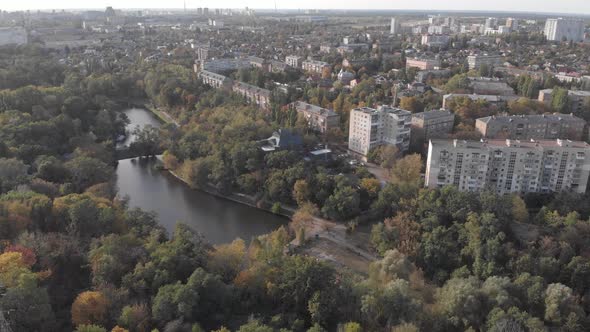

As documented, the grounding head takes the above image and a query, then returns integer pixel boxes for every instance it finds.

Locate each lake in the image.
[115,108,288,244]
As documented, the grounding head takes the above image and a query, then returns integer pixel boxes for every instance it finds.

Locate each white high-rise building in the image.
[544,18,584,42]
[390,18,400,35]
[348,106,411,156]
[506,18,519,31]
[485,17,498,30]
[425,139,590,194]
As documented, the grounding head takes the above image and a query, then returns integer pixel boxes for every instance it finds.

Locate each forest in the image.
[0,43,590,332]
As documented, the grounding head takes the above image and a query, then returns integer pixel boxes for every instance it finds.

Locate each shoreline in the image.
[165,166,294,220]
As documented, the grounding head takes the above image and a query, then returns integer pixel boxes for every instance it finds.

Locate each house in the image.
[261,129,303,151]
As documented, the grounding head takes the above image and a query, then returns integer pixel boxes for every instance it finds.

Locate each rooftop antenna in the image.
[184,0,186,12]
[274,0,277,12]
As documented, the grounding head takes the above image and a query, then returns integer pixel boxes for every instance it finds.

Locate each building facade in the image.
[544,18,584,42]
[411,109,455,141]
[406,58,441,70]
[421,34,450,47]
[292,101,340,133]
[232,82,271,109]
[539,89,590,115]
[426,139,590,194]
[390,18,399,34]
[467,54,504,70]
[302,59,331,74]
[285,55,302,68]
[0,27,27,46]
[348,106,412,156]
[476,114,586,141]
[198,70,232,89]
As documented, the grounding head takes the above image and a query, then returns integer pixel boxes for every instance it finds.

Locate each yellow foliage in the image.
[208,238,247,281]
[111,327,129,332]
[0,252,31,288]
[71,291,109,326]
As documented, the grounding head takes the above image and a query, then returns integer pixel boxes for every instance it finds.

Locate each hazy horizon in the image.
[2,0,590,15]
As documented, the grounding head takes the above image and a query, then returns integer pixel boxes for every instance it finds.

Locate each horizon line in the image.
[4,7,590,17]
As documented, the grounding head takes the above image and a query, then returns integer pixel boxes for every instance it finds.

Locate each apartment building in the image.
[476,114,586,141]
[411,109,455,141]
[421,34,451,47]
[442,94,519,108]
[467,54,504,70]
[0,27,27,46]
[302,59,331,74]
[406,58,441,70]
[292,101,340,133]
[348,106,412,156]
[390,18,400,34]
[285,55,303,68]
[425,138,590,194]
[232,82,271,109]
[544,18,585,42]
[469,78,515,95]
[539,89,590,115]
[198,70,233,89]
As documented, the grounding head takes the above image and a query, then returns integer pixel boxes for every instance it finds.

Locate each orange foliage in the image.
[71,291,109,326]
[4,244,36,267]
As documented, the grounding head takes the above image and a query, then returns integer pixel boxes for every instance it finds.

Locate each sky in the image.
[2,0,590,15]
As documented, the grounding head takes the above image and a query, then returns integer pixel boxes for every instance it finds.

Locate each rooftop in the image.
[431,138,589,150]
[477,113,583,124]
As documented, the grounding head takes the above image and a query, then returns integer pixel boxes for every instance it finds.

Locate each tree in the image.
[207,238,247,282]
[551,88,569,113]
[342,322,362,332]
[321,186,360,221]
[118,304,150,332]
[64,156,113,192]
[293,179,312,206]
[0,158,28,193]
[511,195,529,223]
[390,154,422,184]
[129,125,160,157]
[544,283,583,325]
[71,291,109,327]
[399,96,424,113]
[436,277,487,330]
[444,74,471,93]
[75,325,107,332]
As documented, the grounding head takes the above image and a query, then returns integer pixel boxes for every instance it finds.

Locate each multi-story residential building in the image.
[416,69,451,83]
[421,34,450,47]
[0,27,27,46]
[427,25,450,35]
[485,17,498,30]
[198,70,232,89]
[442,94,519,108]
[302,59,331,74]
[544,18,585,42]
[539,89,590,115]
[506,18,519,31]
[475,114,586,141]
[425,138,590,194]
[411,109,455,142]
[348,106,412,156]
[406,58,441,70]
[469,78,515,95]
[292,101,340,133]
[467,54,504,70]
[232,82,271,109]
[199,58,251,73]
[390,18,400,34]
[285,55,303,68]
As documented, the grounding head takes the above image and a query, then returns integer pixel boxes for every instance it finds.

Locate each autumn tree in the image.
[390,154,422,184]
[71,291,109,326]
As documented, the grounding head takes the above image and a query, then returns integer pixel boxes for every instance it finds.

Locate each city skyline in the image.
[3,0,590,15]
